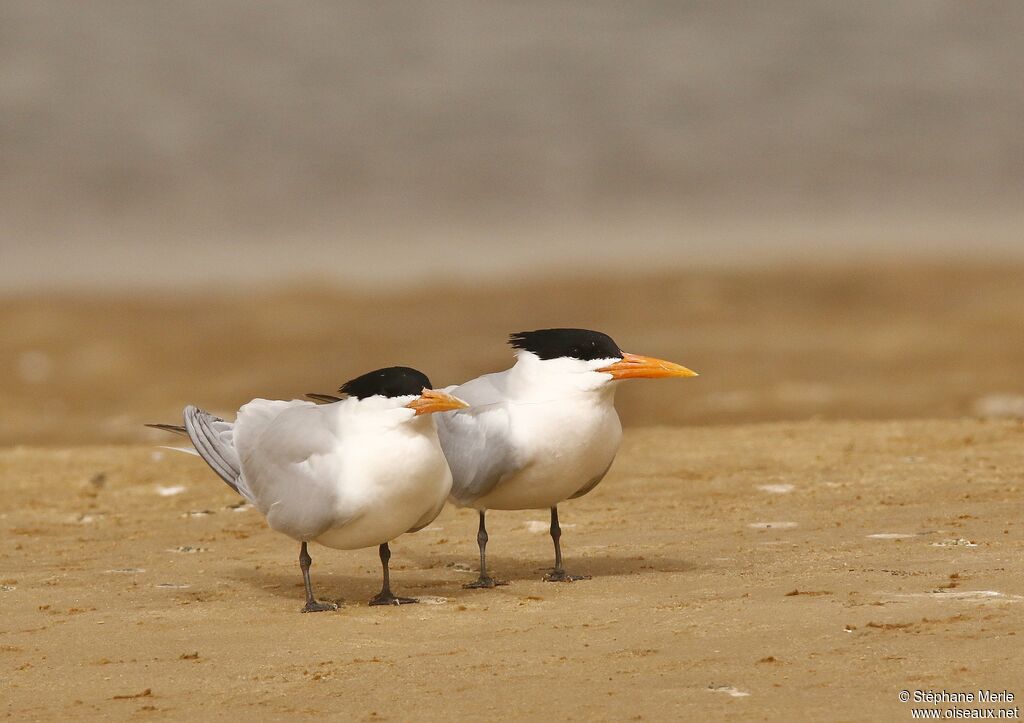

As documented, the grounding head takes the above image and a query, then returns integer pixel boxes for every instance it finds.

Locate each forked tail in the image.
[147,407,254,503]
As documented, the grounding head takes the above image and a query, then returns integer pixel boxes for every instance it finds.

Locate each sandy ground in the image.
[2,263,1022,719]
[3,264,1024,446]
[2,418,1022,721]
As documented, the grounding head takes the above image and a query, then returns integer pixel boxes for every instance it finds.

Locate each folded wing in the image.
[233,399,351,540]
[435,372,520,506]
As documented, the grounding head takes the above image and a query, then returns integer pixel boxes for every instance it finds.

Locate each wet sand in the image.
[2,419,1022,720]
[3,263,1024,446]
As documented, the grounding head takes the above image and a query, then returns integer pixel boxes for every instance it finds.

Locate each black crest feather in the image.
[339,367,431,399]
[508,328,622,361]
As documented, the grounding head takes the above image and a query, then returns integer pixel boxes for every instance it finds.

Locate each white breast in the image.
[312,423,452,549]
[472,394,622,511]
[238,401,453,550]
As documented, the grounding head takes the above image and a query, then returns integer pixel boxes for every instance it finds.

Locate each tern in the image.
[148,367,468,612]
[435,329,697,587]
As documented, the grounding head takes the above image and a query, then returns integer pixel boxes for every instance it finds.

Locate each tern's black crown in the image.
[509,328,622,361]
[339,367,431,399]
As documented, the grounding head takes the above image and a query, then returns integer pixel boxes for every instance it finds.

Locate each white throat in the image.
[506,350,620,402]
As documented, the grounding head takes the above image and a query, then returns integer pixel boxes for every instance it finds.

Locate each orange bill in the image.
[597,352,698,380]
[405,389,470,415]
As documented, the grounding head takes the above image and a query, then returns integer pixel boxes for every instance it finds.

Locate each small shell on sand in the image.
[866,533,917,540]
[526,520,575,533]
[748,521,798,530]
[886,590,1020,603]
[756,484,795,494]
[156,485,187,496]
[708,685,751,698]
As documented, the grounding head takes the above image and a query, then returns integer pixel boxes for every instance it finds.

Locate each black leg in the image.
[463,510,508,589]
[299,541,338,612]
[544,506,590,582]
[369,543,418,606]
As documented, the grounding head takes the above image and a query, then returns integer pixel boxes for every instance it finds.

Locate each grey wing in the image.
[183,405,247,499]
[440,370,510,409]
[234,400,353,540]
[436,371,519,506]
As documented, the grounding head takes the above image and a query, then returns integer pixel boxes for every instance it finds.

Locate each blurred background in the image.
[1,1,1022,445]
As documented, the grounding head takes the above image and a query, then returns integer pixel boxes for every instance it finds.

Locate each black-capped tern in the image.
[434,329,697,587]
[149,367,468,612]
